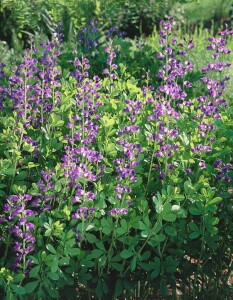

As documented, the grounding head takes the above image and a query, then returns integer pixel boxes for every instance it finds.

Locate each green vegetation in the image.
[0,1,232,299]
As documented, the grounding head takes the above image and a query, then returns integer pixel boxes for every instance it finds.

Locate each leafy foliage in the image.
[0,15,232,300]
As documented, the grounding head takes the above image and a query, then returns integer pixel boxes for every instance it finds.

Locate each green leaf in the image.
[54,181,62,192]
[24,281,39,293]
[110,263,123,272]
[164,256,179,273]
[51,113,64,127]
[130,256,137,271]
[189,206,202,215]
[10,284,25,295]
[102,116,115,127]
[153,195,163,213]
[86,223,95,231]
[110,99,118,110]
[23,143,34,153]
[26,162,40,168]
[101,219,112,235]
[102,226,112,235]
[104,167,114,173]
[189,222,199,232]
[116,227,127,236]
[4,168,15,175]
[85,233,97,243]
[120,249,134,259]
[99,255,107,267]
[152,234,166,242]
[47,286,59,298]
[162,203,172,215]
[189,232,200,239]
[111,254,122,262]
[65,238,76,247]
[44,255,58,270]
[160,278,168,297]
[151,221,162,235]
[15,171,28,181]
[64,248,80,256]
[163,213,176,222]
[55,120,64,127]
[66,230,75,240]
[137,262,151,271]
[121,219,128,231]
[48,272,59,281]
[173,194,185,201]
[114,279,123,297]
[96,280,104,299]
[167,185,173,197]
[139,221,148,231]
[141,251,151,261]
[46,244,57,254]
[0,190,5,197]
[208,197,222,205]
[89,249,104,258]
[29,266,40,278]
[13,274,25,283]
[104,143,117,156]
[184,180,194,195]
[81,259,95,268]
[164,226,177,236]
[58,256,70,265]
[150,257,160,279]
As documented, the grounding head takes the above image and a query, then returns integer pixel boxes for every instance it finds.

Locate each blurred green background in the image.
[1,0,232,98]
[0,0,232,49]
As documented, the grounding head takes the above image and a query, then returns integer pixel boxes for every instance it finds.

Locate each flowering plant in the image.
[0,19,232,299]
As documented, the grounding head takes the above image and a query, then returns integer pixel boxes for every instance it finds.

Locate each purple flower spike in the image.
[108,208,128,216]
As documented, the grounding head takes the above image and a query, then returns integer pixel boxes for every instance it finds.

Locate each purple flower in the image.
[72,207,95,220]
[222,163,232,173]
[26,222,35,232]
[213,159,222,168]
[3,204,11,212]
[199,161,206,169]
[185,168,192,174]
[168,164,175,170]
[108,208,128,216]
[159,171,166,179]
[224,176,231,182]
[126,200,133,206]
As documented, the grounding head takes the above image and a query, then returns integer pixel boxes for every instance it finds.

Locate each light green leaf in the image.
[208,197,222,205]
[46,244,57,254]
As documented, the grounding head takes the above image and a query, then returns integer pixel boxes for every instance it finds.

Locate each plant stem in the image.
[145,140,157,194]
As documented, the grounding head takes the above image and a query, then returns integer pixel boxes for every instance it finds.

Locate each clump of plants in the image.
[0,18,232,300]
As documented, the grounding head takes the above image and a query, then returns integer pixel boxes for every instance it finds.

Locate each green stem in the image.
[193,213,205,299]
[9,131,24,194]
[101,217,119,277]
[145,140,157,195]
[2,235,11,265]
[122,219,161,276]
